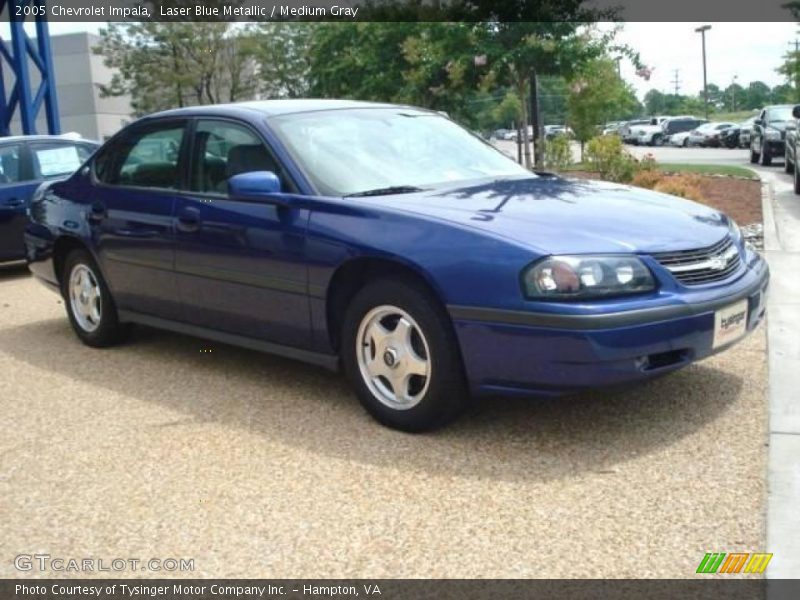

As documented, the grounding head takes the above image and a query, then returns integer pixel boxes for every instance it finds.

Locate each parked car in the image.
[25,100,769,431]
[783,105,800,190]
[1,134,98,264]
[637,116,701,146]
[750,104,794,166]
[687,122,736,147]
[720,125,742,149]
[620,119,651,144]
[738,116,757,149]
[601,121,623,136]
[544,125,574,140]
[667,131,693,147]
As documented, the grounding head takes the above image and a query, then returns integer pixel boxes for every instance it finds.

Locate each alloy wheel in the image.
[356,305,431,410]
[68,264,102,332]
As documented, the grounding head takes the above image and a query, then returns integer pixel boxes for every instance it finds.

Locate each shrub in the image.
[630,169,663,190]
[543,135,572,171]
[653,174,704,202]
[584,135,639,183]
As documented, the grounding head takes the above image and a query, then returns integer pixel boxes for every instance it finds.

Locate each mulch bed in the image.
[562,171,762,226]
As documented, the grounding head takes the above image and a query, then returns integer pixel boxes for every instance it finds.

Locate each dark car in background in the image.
[750,105,794,166]
[1,134,98,264]
[687,122,736,148]
[659,117,707,146]
[738,116,758,149]
[783,105,800,191]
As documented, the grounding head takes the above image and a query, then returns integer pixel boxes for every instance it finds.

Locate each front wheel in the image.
[652,134,663,146]
[760,140,772,166]
[750,142,760,164]
[61,249,127,347]
[794,156,800,194]
[341,278,468,432]
[786,147,795,173]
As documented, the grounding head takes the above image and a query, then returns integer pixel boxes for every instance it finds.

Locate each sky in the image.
[7,21,800,102]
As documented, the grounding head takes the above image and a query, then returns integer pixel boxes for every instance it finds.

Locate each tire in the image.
[682,138,689,148]
[61,249,128,347]
[653,134,663,147]
[760,139,772,166]
[341,278,468,432]
[794,157,800,194]
[750,141,760,164]
[786,147,794,174]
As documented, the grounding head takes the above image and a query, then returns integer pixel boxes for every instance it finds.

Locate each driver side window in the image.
[190,120,283,194]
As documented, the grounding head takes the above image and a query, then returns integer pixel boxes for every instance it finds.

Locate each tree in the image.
[744,81,771,110]
[251,23,315,99]
[567,57,637,159]
[95,22,258,116]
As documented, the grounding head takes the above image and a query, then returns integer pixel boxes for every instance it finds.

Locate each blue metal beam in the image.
[0,0,61,136]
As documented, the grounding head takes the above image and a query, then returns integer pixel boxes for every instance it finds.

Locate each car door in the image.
[88,119,186,319]
[0,142,39,262]
[172,118,311,348]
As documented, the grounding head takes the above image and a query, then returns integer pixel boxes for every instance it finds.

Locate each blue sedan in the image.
[25,100,769,431]
[1,134,98,263]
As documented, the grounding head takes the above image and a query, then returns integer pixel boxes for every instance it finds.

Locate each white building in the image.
[3,32,133,141]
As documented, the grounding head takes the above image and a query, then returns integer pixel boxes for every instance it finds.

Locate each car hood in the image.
[767,121,790,132]
[366,176,729,255]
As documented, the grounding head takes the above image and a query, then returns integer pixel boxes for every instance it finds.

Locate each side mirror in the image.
[793,105,800,119]
[228,171,285,204]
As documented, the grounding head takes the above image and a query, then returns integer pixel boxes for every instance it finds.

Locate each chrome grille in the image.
[651,236,742,285]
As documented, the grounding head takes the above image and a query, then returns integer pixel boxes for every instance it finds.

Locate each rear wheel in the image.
[341,278,468,432]
[61,249,127,347]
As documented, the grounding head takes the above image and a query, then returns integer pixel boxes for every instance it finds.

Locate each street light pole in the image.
[695,25,712,120]
[732,75,738,112]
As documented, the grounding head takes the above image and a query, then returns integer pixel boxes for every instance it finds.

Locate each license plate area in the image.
[712,299,748,349]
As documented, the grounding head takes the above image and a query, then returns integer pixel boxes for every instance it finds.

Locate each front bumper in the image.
[449,258,769,397]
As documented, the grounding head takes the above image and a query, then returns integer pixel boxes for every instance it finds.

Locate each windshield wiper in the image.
[344,185,425,198]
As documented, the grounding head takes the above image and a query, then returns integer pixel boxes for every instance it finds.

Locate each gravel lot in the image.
[0,267,767,578]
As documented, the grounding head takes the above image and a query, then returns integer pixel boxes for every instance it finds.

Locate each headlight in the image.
[765,128,782,141]
[728,218,742,244]
[522,255,656,300]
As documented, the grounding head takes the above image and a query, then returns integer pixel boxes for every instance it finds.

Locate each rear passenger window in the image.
[97,122,186,189]
[190,120,281,194]
[0,145,22,184]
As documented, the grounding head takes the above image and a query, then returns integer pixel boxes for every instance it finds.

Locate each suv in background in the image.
[658,117,707,146]
[750,104,794,166]
[1,134,98,264]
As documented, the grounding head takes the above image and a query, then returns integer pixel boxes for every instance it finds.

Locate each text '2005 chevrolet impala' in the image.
[25,100,769,431]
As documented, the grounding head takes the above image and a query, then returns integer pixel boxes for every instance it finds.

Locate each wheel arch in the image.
[52,236,99,289]
[324,255,451,353]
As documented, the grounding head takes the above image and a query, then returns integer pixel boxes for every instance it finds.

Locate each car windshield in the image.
[269,108,530,196]
[766,106,793,122]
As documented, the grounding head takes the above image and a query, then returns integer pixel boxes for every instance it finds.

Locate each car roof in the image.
[0,133,98,144]
[145,99,433,121]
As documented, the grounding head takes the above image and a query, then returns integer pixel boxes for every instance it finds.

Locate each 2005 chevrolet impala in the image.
[25,100,769,431]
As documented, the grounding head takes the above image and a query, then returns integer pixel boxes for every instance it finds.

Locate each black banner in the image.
[1,0,800,23]
[4,579,800,600]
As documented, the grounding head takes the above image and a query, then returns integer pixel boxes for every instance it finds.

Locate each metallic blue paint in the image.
[25,101,770,396]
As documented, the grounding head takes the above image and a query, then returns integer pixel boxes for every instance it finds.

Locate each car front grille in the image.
[650,235,742,285]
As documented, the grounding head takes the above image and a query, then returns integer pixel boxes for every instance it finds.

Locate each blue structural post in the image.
[0,0,61,136]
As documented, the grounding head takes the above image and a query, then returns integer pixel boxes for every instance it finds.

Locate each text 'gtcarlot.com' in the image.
[14,554,194,572]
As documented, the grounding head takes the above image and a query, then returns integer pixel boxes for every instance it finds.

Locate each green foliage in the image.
[567,58,639,144]
[251,23,315,99]
[94,22,258,116]
[543,134,573,170]
[584,135,638,183]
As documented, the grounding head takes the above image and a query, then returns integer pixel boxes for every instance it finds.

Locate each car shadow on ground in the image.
[0,264,29,282]
[0,317,745,484]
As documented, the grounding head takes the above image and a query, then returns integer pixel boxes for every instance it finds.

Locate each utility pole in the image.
[695,25,712,120]
[671,69,681,96]
[529,71,543,170]
[731,75,738,112]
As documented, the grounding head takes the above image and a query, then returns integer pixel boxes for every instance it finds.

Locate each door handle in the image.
[87,202,106,223]
[4,197,23,208]
[177,208,201,233]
